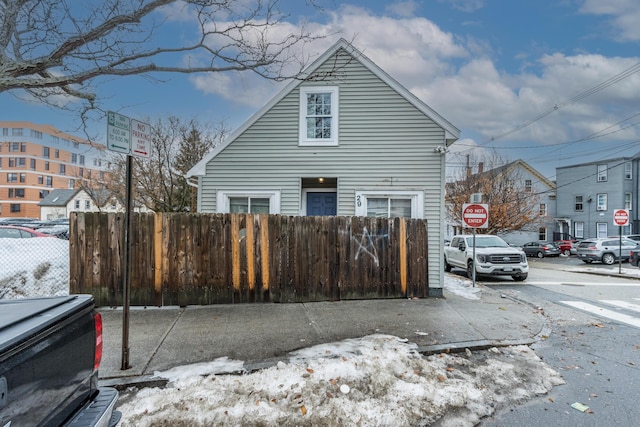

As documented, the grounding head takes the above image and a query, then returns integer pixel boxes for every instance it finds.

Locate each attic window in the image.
[299,86,339,146]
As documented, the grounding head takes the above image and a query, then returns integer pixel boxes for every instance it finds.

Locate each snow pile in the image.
[443,274,481,300]
[116,335,564,427]
[0,238,69,299]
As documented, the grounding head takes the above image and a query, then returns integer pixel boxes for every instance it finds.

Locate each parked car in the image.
[576,238,638,264]
[521,241,562,258]
[553,239,578,255]
[0,225,56,238]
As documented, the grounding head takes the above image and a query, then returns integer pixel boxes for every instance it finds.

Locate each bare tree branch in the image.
[0,0,325,108]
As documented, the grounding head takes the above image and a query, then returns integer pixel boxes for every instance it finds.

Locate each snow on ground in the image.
[117,336,564,427]
[0,238,69,299]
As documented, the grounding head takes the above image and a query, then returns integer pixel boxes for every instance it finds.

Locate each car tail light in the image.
[94,312,103,372]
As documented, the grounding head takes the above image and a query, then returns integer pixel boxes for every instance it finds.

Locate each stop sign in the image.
[462,203,489,228]
[613,209,629,226]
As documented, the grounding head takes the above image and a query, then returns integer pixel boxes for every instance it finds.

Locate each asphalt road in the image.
[480,263,640,426]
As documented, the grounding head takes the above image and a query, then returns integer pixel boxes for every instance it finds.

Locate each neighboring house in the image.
[556,155,638,239]
[39,189,102,219]
[188,38,460,296]
[499,160,558,245]
[38,188,127,219]
[445,159,558,245]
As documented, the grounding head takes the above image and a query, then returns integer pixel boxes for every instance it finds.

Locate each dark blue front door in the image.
[307,192,337,216]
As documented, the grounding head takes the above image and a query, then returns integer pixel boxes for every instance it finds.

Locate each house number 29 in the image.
[356,195,362,207]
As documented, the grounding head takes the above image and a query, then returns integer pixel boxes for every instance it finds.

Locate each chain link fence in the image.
[0,236,70,300]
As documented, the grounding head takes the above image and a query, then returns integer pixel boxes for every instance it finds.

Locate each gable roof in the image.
[38,189,81,207]
[188,38,460,177]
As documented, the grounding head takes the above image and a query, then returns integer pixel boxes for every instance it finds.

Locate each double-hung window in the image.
[575,195,583,211]
[597,164,607,182]
[596,193,607,211]
[299,86,338,146]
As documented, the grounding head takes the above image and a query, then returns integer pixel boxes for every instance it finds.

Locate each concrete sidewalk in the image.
[98,285,546,388]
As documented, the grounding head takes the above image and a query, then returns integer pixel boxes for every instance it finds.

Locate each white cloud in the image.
[384,0,420,17]
[579,0,640,41]
[186,2,640,169]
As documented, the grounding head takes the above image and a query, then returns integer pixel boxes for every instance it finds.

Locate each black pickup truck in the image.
[0,295,120,426]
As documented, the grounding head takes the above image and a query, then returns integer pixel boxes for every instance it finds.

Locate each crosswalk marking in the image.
[600,300,640,313]
[560,301,640,328]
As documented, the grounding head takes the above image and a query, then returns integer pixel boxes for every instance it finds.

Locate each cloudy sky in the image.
[2,0,639,179]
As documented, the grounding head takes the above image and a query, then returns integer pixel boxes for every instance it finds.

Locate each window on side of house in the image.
[524,179,532,192]
[625,193,632,210]
[596,222,607,238]
[299,86,339,146]
[7,173,17,182]
[85,200,91,209]
[218,191,281,214]
[574,222,584,239]
[575,195,583,211]
[597,164,607,182]
[74,200,80,209]
[43,146,50,159]
[538,227,547,241]
[229,197,270,214]
[625,162,632,179]
[46,176,52,187]
[596,193,607,211]
[539,203,547,216]
[354,191,424,219]
[10,203,20,213]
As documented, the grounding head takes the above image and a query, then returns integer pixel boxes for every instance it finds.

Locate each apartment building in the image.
[0,121,108,218]
[556,155,638,239]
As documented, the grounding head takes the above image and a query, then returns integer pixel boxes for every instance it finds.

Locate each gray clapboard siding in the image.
[197,44,456,293]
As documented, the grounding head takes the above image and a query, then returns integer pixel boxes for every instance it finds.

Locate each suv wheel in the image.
[563,249,571,256]
[536,251,544,258]
[444,257,452,272]
[467,260,475,280]
[602,253,616,265]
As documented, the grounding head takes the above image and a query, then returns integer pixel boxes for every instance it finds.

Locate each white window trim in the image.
[354,190,424,219]
[299,86,339,146]
[597,164,607,182]
[217,190,281,214]
[596,193,607,211]
[625,162,632,179]
[625,192,632,210]
[574,222,584,239]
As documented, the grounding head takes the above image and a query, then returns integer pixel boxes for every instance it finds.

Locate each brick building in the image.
[0,121,108,218]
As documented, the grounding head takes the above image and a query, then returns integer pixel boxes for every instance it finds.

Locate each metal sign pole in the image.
[619,226,622,275]
[121,154,133,370]
[472,228,477,287]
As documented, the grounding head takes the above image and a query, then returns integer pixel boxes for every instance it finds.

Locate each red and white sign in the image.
[462,203,489,229]
[130,118,151,158]
[613,209,629,226]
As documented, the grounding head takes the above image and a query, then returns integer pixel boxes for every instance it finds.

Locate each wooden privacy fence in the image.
[69,213,429,306]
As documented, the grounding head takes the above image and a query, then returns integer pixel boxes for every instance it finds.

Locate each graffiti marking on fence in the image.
[352,227,389,267]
